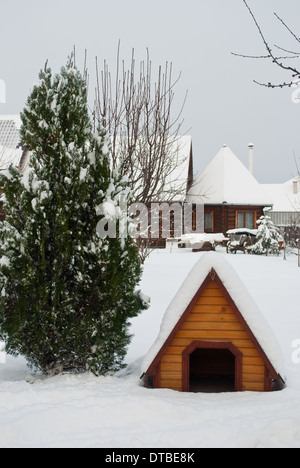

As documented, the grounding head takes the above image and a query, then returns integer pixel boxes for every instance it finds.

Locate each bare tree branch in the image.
[233,0,300,88]
[273,12,300,45]
[232,52,272,60]
[94,43,188,203]
[273,45,300,57]
[253,79,295,89]
[232,51,298,61]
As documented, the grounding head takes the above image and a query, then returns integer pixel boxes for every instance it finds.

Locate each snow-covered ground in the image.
[1,247,300,448]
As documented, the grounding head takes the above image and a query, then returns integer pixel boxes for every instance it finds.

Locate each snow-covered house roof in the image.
[187,145,273,206]
[262,179,300,213]
[261,178,300,226]
[0,115,23,170]
[162,135,193,201]
[141,252,285,380]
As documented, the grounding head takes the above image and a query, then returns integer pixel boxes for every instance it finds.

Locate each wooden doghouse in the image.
[141,253,285,393]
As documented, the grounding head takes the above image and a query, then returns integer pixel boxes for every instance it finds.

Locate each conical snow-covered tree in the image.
[0,57,148,375]
[250,208,283,256]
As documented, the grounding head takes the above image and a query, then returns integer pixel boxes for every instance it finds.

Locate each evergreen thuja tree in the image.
[250,208,283,256]
[0,57,148,375]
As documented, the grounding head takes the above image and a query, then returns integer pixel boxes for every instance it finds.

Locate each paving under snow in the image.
[1,247,300,448]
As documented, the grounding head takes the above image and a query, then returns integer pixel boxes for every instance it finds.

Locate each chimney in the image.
[293,179,298,195]
[248,143,254,175]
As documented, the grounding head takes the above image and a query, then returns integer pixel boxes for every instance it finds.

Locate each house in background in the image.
[0,115,23,170]
[262,177,300,228]
[0,115,24,220]
[186,144,273,235]
[160,135,194,202]
[0,115,194,246]
[0,115,194,196]
[1,113,298,242]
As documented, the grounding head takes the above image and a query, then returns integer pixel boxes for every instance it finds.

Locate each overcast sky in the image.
[1,0,299,183]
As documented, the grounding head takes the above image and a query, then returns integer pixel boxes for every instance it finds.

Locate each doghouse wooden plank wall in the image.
[141,253,284,393]
[157,278,267,392]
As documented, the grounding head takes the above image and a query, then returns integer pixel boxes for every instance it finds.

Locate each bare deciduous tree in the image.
[233,0,300,90]
[93,43,188,203]
[0,147,19,170]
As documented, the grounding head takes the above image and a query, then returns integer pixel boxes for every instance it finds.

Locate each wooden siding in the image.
[203,205,265,235]
[158,280,267,392]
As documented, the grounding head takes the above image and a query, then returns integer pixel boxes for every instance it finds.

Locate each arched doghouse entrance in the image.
[182,341,243,393]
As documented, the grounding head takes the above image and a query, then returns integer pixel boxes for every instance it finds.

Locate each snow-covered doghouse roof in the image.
[187,145,273,206]
[141,252,285,379]
[0,115,23,170]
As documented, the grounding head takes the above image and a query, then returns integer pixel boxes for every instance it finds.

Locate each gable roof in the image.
[163,135,193,201]
[0,115,23,170]
[187,145,273,206]
[262,178,300,213]
[141,252,285,379]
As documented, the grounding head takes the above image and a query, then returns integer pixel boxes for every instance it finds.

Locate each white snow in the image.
[0,256,9,267]
[98,200,117,220]
[79,167,88,180]
[179,232,228,247]
[31,198,37,211]
[1,248,300,448]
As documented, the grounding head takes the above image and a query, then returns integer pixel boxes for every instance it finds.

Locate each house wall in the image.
[157,280,267,392]
[204,205,265,234]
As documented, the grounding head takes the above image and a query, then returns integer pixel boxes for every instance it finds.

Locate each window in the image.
[237,211,255,229]
[204,211,213,231]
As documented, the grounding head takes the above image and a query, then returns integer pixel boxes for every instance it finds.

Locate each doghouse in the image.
[141,253,285,393]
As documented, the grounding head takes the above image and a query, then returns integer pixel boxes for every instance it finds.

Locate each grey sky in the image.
[0,0,299,183]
